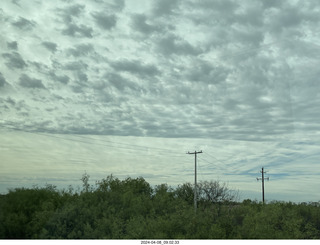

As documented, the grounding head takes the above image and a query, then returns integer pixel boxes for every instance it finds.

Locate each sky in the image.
[0,0,320,203]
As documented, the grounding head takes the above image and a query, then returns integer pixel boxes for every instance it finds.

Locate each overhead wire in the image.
[203,151,227,166]
[1,124,268,180]
[1,125,196,185]
[70,134,184,156]
[0,123,194,186]
[197,157,207,182]
[199,155,223,170]
[0,124,284,176]
[200,151,249,174]
[0,125,186,156]
[0,121,194,156]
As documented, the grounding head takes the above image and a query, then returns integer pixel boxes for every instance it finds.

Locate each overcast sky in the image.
[1,0,320,202]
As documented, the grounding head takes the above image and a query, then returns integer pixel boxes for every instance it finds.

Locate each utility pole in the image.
[256,167,269,203]
[187,150,203,213]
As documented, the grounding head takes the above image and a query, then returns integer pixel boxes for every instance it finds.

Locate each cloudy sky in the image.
[1,0,320,202]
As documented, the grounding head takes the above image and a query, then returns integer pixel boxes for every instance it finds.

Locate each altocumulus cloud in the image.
[19,74,45,89]
[0,73,8,87]
[11,16,35,30]
[2,52,27,69]
[110,59,159,77]
[42,42,58,53]
[92,12,117,30]
[1,0,319,139]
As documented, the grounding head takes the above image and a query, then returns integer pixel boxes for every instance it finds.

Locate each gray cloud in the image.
[11,0,21,7]
[65,4,84,16]
[56,4,93,38]
[104,73,135,91]
[57,4,85,22]
[19,74,45,89]
[231,27,264,47]
[11,17,35,30]
[48,72,70,84]
[262,0,283,9]
[131,14,159,34]
[152,0,180,16]
[42,42,58,52]
[7,41,18,50]
[76,72,88,84]
[67,44,94,57]
[5,97,16,106]
[61,23,93,38]
[71,86,84,94]
[185,60,229,84]
[156,33,202,56]
[0,73,8,87]
[92,12,117,30]
[188,0,239,19]
[276,6,303,28]
[110,59,159,77]
[63,61,88,71]
[110,0,125,11]
[2,52,27,69]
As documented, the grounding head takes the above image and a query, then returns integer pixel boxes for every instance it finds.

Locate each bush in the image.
[1,174,320,239]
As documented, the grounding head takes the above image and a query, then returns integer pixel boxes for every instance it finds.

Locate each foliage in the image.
[198,180,239,203]
[0,174,320,239]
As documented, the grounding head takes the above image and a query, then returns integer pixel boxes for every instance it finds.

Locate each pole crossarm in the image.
[187,150,203,155]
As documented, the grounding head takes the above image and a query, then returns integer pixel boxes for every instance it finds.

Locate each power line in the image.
[203,152,243,172]
[0,125,185,156]
[203,150,272,174]
[203,152,227,165]
[197,157,217,181]
[70,134,183,155]
[1,124,195,186]
[198,155,222,170]
[198,155,241,182]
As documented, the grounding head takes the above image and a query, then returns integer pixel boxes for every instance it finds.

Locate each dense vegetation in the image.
[1,173,320,239]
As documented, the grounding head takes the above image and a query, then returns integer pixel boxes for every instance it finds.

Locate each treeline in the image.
[0,174,320,239]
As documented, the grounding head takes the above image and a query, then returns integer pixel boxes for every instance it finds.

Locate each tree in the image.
[174,183,194,205]
[198,180,239,204]
[0,185,61,238]
[3,174,320,239]
[175,180,239,207]
[81,172,91,193]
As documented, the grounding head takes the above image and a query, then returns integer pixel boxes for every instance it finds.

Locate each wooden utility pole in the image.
[256,167,269,203]
[187,150,203,213]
